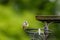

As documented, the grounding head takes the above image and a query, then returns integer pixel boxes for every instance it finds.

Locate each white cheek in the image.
[23,23,26,26]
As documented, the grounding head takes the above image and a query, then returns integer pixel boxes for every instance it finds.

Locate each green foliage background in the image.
[0,0,60,40]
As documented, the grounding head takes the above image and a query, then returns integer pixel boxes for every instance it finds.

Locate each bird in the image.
[22,21,29,30]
